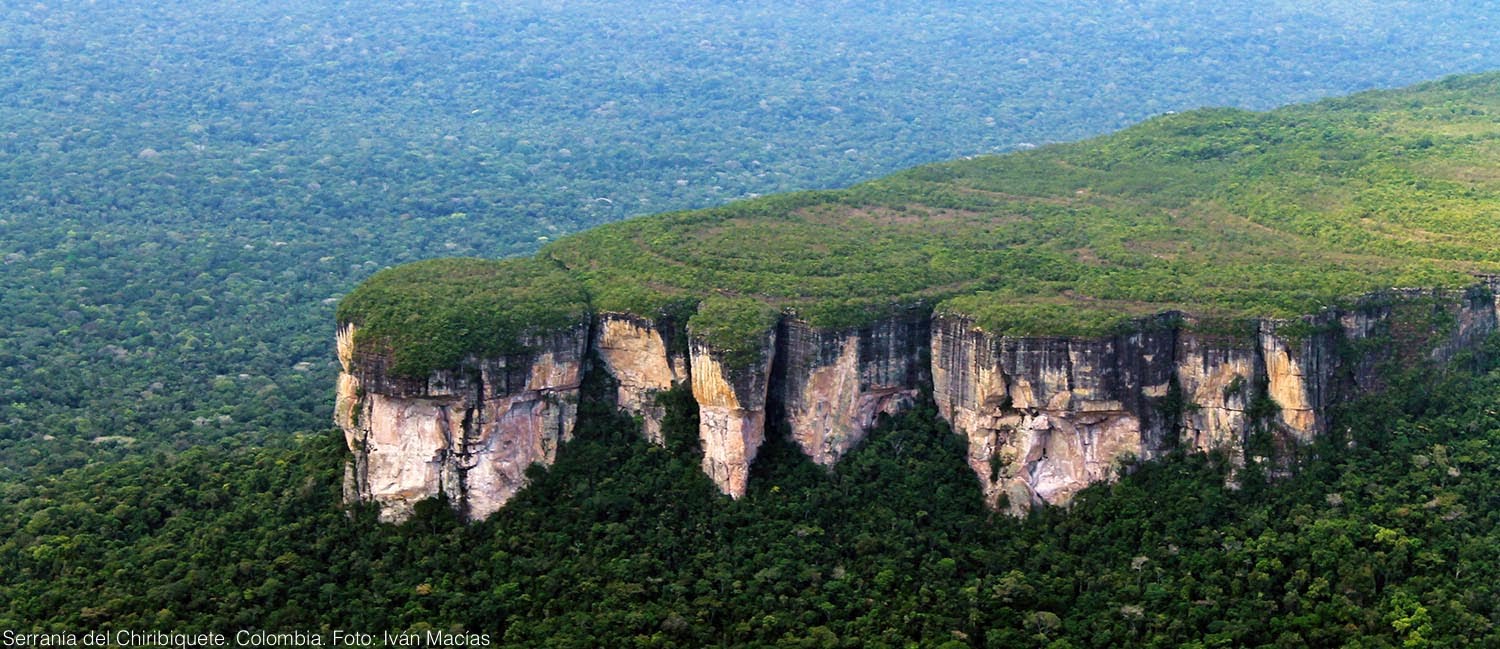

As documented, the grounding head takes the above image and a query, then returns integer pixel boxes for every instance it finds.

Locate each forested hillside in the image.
[6,1,1500,476]
[4,331,1497,646]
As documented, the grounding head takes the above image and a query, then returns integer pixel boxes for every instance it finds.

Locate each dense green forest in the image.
[4,331,1498,646]
[6,1,1500,474]
[343,74,1500,373]
[7,3,1500,643]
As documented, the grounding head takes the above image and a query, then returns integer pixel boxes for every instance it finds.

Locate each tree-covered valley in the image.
[6,1,1500,645]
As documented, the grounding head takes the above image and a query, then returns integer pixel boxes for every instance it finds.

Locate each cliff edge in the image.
[336,73,1500,522]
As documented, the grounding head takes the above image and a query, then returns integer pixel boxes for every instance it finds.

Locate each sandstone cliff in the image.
[593,313,688,444]
[930,314,1177,513]
[775,313,929,466]
[338,322,588,522]
[931,287,1498,513]
[333,79,1500,522]
[689,330,775,498]
[339,283,1497,522]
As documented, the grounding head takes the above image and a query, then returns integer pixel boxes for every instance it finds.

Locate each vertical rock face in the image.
[341,280,1500,521]
[339,323,587,523]
[932,287,1500,514]
[1174,332,1256,461]
[459,340,586,520]
[1258,320,1330,445]
[1426,286,1499,362]
[690,333,776,498]
[775,314,929,465]
[931,315,1177,513]
[593,313,688,444]
[1337,287,1499,396]
[929,316,1008,506]
[1485,276,1500,321]
[1175,320,1333,469]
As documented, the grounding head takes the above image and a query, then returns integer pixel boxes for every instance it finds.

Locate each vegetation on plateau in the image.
[336,258,589,377]
[343,74,1500,373]
[6,3,1500,643]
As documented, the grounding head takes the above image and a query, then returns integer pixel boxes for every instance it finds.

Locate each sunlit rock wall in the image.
[593,313,688,444]
[932,286,1498,514]
[690,332,776,498]
[340,280,1500,521]
[338,323,587,523]
[930,315,1177,513]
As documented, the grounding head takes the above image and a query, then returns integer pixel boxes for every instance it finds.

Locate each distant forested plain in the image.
[4,0,1500,472]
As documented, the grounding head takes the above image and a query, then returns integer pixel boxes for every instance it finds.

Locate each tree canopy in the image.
[5,330,1499,647]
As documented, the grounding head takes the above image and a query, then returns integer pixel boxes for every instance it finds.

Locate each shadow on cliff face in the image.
[383,329,1500,547]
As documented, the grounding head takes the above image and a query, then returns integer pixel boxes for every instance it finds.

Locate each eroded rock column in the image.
[690,333,775,498]
[1258,323,1322,444]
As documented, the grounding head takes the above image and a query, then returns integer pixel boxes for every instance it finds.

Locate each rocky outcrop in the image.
[775,313,928,465]
[1334,287,1499,398]
[1174,332,1255,461]
[1259,319,1333,445]
[932,286,1499,514]
[340,281,1499,522]
[1405,286,1498,364]
[690,332,776,498]
[931,315,1178,513]
[338,323,588,523]
[593,313,688,444]
[1484,275,1500,319]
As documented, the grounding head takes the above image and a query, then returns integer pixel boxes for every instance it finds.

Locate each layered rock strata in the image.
[931,288,1498,514]
[340,284,1498,522]
[930,315,1178,513]
[338,323,588,522]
